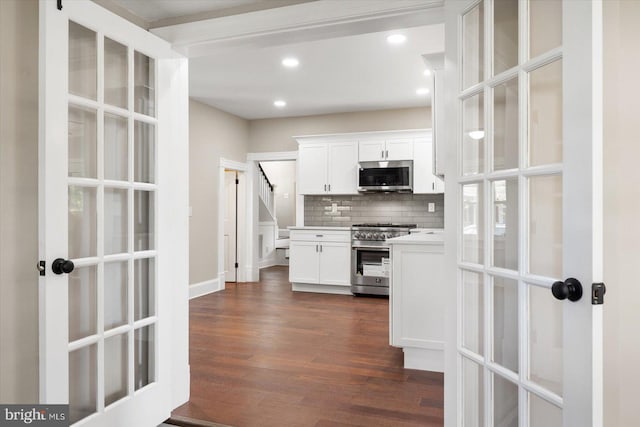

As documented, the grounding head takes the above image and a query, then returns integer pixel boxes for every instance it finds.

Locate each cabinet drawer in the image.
[290,229,351,243]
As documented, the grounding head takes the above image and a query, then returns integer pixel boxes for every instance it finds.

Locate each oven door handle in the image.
[352,246,390,251]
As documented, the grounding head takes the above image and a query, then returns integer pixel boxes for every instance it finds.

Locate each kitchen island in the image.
[388,230,445,372]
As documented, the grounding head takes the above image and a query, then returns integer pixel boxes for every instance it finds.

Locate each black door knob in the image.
[52,258,74,275]
[551,277,582,302]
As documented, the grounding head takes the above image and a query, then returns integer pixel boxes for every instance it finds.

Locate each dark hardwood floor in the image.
[172,266,444,427]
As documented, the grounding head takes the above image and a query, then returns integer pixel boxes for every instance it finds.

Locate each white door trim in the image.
[245,151,298,282]
[218,158,248,286]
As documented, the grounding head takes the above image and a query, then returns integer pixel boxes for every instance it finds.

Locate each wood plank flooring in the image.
[172,266,444,427]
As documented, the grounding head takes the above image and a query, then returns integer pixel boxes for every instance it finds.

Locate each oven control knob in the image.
[366,233,373,239]
[354,232,361,239]
[374,233,382,240]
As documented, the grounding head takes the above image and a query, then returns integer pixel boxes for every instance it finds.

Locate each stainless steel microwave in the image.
[357,160,413,192]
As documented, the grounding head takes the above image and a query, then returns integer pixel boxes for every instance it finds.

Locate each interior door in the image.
[38,1,189,426]
[224,170,237,282]
[444,0,603,426]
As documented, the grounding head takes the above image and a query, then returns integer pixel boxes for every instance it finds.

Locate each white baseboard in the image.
[189,278,222,299]
[403,347,444,372]
[259,255,277,269]
[291,282,353,295]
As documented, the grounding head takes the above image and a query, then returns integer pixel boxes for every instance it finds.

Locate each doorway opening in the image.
[218,159,247,286]
[257,160,297,271]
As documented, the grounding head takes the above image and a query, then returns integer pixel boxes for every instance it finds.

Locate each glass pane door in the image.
[457,0,564,425]
[67,21,157,425]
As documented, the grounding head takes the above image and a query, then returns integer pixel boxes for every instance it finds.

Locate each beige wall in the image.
[0,0,39,403]
[189,100,249,285]
[603,1,640,426]
[248,107,431,152]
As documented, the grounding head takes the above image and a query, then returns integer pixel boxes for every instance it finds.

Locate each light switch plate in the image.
[428,203,435,213]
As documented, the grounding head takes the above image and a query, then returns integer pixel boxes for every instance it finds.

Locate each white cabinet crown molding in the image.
[294,129,432,145]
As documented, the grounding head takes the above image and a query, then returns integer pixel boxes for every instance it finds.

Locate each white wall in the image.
[189,100,249,285]
[248,106,431,152]
[603,1,640,425]
[0,0,39,403]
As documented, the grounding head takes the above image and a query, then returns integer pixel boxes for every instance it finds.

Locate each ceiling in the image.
[107,0,444,120]
[190,24,444,119]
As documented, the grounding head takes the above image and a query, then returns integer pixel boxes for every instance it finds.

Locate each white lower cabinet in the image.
[289,228,352,294]
[389,238,445,372]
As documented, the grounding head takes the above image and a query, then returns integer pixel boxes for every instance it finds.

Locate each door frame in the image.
[246,151,298,282]
[217,159,248,286]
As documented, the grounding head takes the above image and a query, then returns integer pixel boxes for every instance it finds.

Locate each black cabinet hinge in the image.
[592,282,606,305]
[236,179,239,185]
[57,0,63,11]
[234,262,239,268]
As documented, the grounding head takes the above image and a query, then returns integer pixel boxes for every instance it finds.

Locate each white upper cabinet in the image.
[296,130,441,195]
[298,141,357,195]
[385,138,414,160]
[298,143,328,195]
[413,137,445,194]
[327,142,359,194]
[358,140,386,161]
[359,138,414,161]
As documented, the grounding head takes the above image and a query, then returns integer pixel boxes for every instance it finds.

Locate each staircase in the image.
[257,163,276,222]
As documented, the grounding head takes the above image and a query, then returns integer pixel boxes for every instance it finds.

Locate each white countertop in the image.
[288,226,352,231]
[388,230,444,245]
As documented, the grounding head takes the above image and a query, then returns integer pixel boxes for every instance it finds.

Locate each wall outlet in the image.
[428,203,435,213]
[331,203,338,214]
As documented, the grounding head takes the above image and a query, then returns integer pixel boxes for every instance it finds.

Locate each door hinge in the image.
[234,262,239,269]
[38,260,46,276]
[57,0,63,10]
[235,179,239,185]
[592,282,606,305]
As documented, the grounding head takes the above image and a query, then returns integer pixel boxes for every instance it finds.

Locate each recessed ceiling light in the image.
[282,57,299,68]
[273,100,286,108]
[468,130,485,140]
[423,69,432,76]
[416,88,430,95]
[386,34,407,45]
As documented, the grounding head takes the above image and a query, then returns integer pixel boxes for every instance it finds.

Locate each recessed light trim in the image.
[468,130,485,140]
[282,57,299,68]
[273,100,287,108]
[416,88,430,95]
[423,69,432,76]
[386,34,407,45]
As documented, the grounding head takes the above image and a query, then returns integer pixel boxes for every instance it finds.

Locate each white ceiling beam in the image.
[151,0,444,57]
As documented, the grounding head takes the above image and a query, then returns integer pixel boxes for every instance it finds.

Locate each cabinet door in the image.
[289,241,320,284]
[413,137,436,194]
[327,141,358,194]
[298,143,327,195]
[358,140,385,161]
[318,242,351,286]
[385,138,414,160]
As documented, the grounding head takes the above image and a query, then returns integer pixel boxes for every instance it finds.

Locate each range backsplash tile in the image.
[304,193,444,228]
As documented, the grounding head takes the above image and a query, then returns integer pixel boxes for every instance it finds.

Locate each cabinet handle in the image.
[432,182,435,190]
[381,150,384,159]
[328,184,331,192]
[316,235,323,238]
[319,245,323,253]
[385,150,389,158]
[316,244,319,252]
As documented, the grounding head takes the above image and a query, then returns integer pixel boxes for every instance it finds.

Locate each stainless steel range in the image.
[351,223,416,296]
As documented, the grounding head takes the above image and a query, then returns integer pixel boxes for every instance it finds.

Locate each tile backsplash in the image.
[304,193,444,228]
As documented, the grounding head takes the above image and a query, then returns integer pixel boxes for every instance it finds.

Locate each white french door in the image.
[445,0,603,426]
[38,1,189,426]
